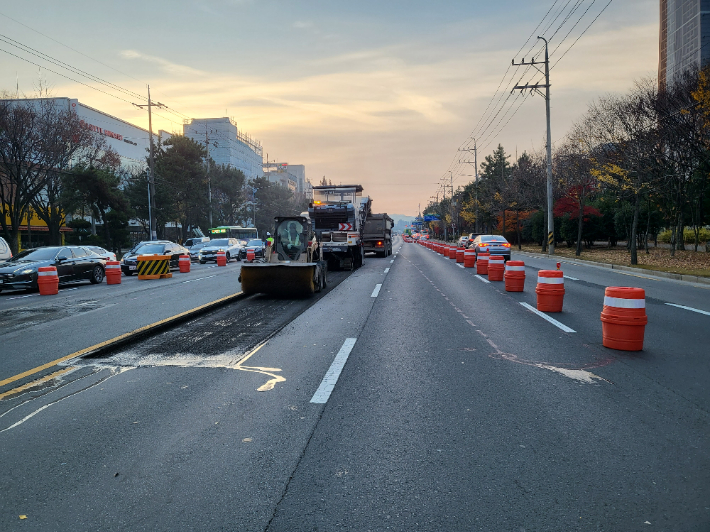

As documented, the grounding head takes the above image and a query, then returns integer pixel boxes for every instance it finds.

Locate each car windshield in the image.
[209,239,230,247]
[190,242,207,249]
[133,243,166,254]
[9,248,60,261]
[247,239,263,247]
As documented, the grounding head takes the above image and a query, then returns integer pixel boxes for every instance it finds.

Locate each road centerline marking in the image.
[311,338,357,404]
[563,275,579,281]
[665,303,710,316]
[371,284,382,298]
[475,275,490,284]
[520,302,576,333]
[384,268,390,273]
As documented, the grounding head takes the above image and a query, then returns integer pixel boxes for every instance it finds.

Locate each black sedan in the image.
[0,246,106,292]
[238,239,267,261]
[120,241,189,275]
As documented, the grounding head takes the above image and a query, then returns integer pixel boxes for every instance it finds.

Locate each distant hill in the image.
[389,214,419,232]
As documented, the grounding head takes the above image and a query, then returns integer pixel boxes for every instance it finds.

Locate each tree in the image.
[211,164,245,226]
[61,164,131,250]
[0,97,106,253]
[250,177,303,236]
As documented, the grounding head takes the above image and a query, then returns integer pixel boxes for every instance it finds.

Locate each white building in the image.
[183,117,263,179]
[263,162,307,193]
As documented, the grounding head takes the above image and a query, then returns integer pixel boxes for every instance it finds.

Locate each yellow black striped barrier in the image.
[137,255,172,280]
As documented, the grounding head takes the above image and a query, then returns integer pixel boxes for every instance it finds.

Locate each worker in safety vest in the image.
[265,232,274,247]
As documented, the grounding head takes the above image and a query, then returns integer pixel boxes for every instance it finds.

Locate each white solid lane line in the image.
[520,302,576,333]
[384,268,390,273]
[457,263,464,269]
[371,284,382,298]
[475,275,490,284]
[310,338,358,404]
[181,275,217,284]
[665,303,710,316]
[563,275,579,281]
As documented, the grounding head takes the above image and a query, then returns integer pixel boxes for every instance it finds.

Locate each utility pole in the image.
[512,36,554,255]
[459,140,480,233]
[133,86,166,241]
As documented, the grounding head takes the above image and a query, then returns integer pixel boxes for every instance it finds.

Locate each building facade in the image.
[263,162,307,193]
[659,0,710,88]
[183,118,263,180]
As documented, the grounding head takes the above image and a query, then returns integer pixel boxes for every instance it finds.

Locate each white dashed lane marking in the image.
[665,303,710,316]
[475,275,490,284]
[384,268,390,273]
[371,284,382,298]
[310,338,357,404]
[519,302,576,333]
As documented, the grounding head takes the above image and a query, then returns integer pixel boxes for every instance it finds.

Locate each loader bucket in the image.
[240,263,316,297]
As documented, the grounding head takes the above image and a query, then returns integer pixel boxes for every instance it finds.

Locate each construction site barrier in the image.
[179,255,191,273]
[476,253,489,275]
[448,246,457,259]
[105,261,121,284]
[504,261,525,292]
[137,255,172,280]
[600,287,647,351]
[247,249,255,262]
[37,266,58,295]
[216,250,227,267]
[456,248,464,263]
[487,255,505,281]
[464,249,476,268]
[536,270,564,312]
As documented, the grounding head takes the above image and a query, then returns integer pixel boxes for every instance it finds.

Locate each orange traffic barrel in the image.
[600,287,647,351]
[448,246,457,259]
[247,249,255,262]
[179,254,191,273]
[37,266,59,295]
[536,270,565,312]
[504,260,525,292]
[456,248,464,263]
[464,249,476,268]
[216,250,227,266]
[476,253,489,275]
[105,261,121,284]
[487,255,505,281]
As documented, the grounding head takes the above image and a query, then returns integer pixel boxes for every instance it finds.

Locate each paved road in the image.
[1,236,708,531]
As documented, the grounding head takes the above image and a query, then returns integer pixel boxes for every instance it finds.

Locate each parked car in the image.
[85,245,117,262]
[198,238,242,264]
[238,239,267,261]
[184,236,210,248]
[120,240,189,275]
[188,242,209,262]
[0,246,106,292]
[457,236,470,248]
[0,237,11,261]
[470,234,512,261]
[465,233,485,248]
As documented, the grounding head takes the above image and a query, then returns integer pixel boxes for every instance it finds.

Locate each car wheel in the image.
[90,265,105,284]
[226,252,231,262]
[200,260,206,264]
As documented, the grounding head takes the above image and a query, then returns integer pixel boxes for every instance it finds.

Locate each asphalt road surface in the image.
[1,237,708,531]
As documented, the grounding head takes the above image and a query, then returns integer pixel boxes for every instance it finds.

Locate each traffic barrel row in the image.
[423,243,648,351]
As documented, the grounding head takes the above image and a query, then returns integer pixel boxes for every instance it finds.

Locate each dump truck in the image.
[362,213,394,257]
[238,215,327,297]
[308,184,371,270]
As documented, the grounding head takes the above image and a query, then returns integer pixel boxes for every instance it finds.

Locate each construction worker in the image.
[265,232,274,247]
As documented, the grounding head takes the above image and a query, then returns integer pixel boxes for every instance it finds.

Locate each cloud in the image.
[119,50,205,77]
[293,20,314,30]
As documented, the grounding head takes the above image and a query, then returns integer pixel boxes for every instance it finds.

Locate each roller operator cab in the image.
[238,215,327,297]
[308,184,371,271]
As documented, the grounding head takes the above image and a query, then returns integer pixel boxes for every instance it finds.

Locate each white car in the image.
[198,238,242,263]
[85,245,117,262]
[0,236,12,261]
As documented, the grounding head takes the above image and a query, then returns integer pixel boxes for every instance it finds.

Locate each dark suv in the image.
[120,241,189,275]
[238,239,267,261]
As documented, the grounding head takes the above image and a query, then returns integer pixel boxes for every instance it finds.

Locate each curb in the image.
[512,251,710,286]
[0,291,248,396]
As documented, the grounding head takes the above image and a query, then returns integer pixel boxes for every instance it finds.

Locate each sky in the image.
[0,0,659,217]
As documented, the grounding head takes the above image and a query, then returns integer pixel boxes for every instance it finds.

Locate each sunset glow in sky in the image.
[0,1,658,216]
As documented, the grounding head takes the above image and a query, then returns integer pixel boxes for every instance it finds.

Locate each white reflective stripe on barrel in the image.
[105,265,120,269]
[505,265,525,271]
[478,257,488,261]
[179,257,189,261]
[604,296,645,309]
[37,271,57,277]
[537,277,564,284]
